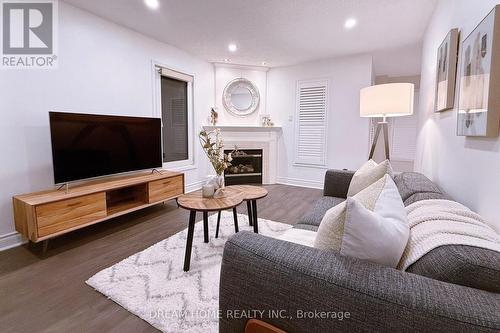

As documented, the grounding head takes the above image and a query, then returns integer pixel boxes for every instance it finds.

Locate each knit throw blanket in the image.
[397,199,500,270]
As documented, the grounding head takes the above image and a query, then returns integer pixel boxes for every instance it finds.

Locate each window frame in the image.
[152,61,196,171]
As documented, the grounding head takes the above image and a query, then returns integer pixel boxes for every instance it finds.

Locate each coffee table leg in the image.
[252,200,259,233]
[215,211,221,238]
[246,200,253,226]
[232,207,239,233]
[203,212,209,243]
[183,210,196,271]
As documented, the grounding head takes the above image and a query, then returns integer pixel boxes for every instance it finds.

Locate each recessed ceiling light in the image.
[223,58,230,62]
[344,18,357,29]
[228,43,237,52]
[144,0,159,10]
[261,61,267,66]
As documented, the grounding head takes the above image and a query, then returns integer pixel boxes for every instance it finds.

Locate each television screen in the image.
[49,112,162,184]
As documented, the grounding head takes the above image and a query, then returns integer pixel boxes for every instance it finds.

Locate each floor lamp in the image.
[360,83,414,160]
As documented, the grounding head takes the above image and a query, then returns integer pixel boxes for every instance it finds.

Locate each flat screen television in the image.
[49,112,162,184]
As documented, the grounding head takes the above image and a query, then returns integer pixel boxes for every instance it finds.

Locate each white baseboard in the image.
[0,232,27,251]
[276,176,323,189]
[185,179,205,193]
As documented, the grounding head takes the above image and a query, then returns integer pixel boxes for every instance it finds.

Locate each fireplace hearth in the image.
[224,149,263,185]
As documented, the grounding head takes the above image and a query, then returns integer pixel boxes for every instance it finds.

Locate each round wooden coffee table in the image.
[223,185,268,234]
[177,188,243,271]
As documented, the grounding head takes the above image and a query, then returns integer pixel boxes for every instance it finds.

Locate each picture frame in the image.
[435,28,459,112]
[457,5,500,137]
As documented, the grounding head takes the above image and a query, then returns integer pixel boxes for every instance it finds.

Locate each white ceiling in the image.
[63,0,437,68]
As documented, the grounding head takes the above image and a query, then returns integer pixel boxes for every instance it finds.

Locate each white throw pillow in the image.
[347,159,394,196]
[314,174,409,268]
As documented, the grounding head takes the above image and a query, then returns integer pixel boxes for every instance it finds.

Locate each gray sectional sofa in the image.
[219,170,500,332]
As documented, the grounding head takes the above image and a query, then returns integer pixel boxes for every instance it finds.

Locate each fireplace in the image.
[204,124,281,184]
[224,149,263,185]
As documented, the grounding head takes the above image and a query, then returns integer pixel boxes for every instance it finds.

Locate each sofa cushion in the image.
[393,172,446,203]
[404,192,449,206]
[298,196,344,227]
[323,169,354,198]
[407,245,500,293]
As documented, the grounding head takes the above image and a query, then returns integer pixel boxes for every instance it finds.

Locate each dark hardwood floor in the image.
[0,184,322,333]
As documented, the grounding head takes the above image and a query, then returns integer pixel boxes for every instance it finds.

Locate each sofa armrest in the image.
[220,232,500,333]
[323,169,354,198]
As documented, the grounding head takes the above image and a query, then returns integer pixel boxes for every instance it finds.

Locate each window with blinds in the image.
[155,65,194,166]
[161,76,189,162]
[294,79,328,166]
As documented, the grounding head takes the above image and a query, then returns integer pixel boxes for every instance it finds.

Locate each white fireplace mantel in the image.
[202,125,281,184]
[202,125,282,132]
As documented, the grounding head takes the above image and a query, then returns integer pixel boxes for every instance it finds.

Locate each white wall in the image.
[0,3,214,248]
[415,0,500,232]
[213,64,268,126]
[370,44,423,173]
[267,55,373,188]
[372,43,423,77]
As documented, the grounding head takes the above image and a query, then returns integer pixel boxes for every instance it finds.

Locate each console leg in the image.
[42,239,49,256]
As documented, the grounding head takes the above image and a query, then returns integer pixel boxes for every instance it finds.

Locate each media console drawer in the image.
[36,193,107,237]
[148,175,184,203]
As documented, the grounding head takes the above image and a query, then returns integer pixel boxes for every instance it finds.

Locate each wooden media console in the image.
[13,170,184,244]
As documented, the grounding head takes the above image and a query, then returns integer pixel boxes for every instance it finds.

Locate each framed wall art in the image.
[435,28,459,112]
[457,5,500,137]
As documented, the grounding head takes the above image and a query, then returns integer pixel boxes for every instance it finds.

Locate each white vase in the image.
[205,174,224,198]
[206,174,225,189]
[215,174,225,190]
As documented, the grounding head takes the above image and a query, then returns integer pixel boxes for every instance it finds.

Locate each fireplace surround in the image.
[203,125,281,184]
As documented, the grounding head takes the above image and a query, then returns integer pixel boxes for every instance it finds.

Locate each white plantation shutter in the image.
[295,80,328,166]
[391,114,417,160]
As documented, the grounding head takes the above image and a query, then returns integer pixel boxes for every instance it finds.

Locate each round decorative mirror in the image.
[222,78,260,116]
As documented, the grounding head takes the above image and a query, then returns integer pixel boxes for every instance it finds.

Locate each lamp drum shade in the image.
[360,83,414,117]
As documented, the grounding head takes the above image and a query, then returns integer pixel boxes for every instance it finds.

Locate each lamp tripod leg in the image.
[382,122,390,160]
[368,123,382,160]
[368,121,391,161]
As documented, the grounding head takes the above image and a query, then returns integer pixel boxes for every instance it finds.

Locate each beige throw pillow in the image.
[314,174,409,268]
[347,159,393,196]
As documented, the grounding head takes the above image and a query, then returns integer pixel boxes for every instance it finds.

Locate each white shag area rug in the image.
[86,211,291,333]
